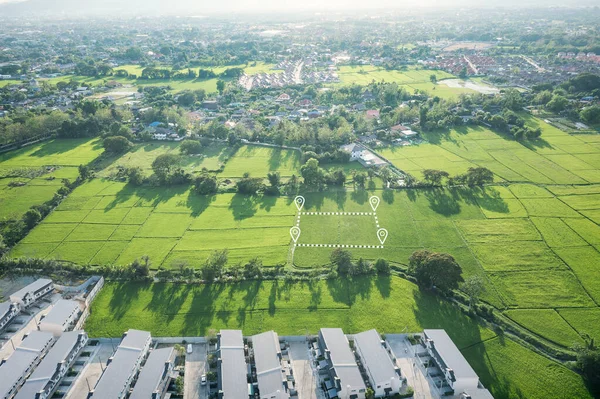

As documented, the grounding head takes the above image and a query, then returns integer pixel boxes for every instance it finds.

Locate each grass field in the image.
[220,145,301,178]
[84,277,592,399]
[0,139,103,221]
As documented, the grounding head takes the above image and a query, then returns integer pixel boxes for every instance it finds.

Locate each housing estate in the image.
[252,331,291,399]
[0,331,55,399]
[353,329,402,397]
[129,347,176,399]
[0,301,20,332]
[9,279,54,308]
[38,299,81,337]
[422,330,493,399]
[15,331,88,399]
[89,329,152,398]
[217,329,249,399]
[318,328,366,399]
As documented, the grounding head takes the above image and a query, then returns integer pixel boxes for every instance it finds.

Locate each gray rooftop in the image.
[423,329,478,380]
[129,347,175,399]
[353,329,398,384]
[92,329,151,398]
[219,330,248,399]
[252,331,288,399]
[10,278,53,300]
[0,301,16,319]
[40,299,80,327]
[15,331,86,399]
[0,331,55,399]
[319,328,365,392]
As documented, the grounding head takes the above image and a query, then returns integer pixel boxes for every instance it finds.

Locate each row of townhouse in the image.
[0,279,55,334]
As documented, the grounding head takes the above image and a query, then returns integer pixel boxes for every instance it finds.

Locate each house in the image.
[275,93,291,103]
[390,124,410,132]
[10,279,54,308]
[217,330,248,399]
[89,329,152,398]
[398,130,418,139]
[0,331,55,399]
[365,110,380,120]
[422,330,493,399]
[353,330,402,397]
[15,331,88,399]
[252,331,290,399]
[201,100,219,110]
[339,144,387,168]
[318,328,366,399]
[0,301,20,332]
[129,347,176,399]
[38,299,82,337]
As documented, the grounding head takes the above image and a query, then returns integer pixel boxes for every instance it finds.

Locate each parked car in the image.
[201,374,207,385]
[187,344,193,354]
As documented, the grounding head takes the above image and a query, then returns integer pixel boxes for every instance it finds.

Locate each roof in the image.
[0,331,55,399]
[219,330,247,399]
[10,279,52,300]
[149,121,161,127]
[423,329,478,381]
[252,331,288,399]
[92,329,151,398]
[0,301,17,319]
[353,329,397,384]
[319,329,365,391]
[15,331,86,399]
[40,299,80,327]
[129,347,175,399]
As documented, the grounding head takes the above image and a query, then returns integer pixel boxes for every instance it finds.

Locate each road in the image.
[293,61,304,85]
[520,55,547,72]
[386,335,437,399]
[185,343,208,399]
[289,340,326,399]
[64,340,119,399]
[463,55,478,75]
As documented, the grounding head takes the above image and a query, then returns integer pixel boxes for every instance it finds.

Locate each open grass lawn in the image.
[0,138,102,221]
[220,145,301,178]
[84,277,591,399]
[100,142,233,177]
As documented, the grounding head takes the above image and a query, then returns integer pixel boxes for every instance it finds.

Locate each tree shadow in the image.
[374,275,391,298]
[107,281,148,320]
[382,189,395,204]
[350,189,369,205]
[228,193,258,220]
[27,139,90,158]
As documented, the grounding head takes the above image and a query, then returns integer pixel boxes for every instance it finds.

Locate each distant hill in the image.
[0,0,598,17]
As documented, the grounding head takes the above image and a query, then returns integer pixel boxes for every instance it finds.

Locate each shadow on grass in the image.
[404,186,509,217]
[107,280,148,321]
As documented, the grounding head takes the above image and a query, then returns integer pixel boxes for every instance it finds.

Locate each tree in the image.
[461,275,486,309]
[78,164,91,180]
[546,95,569,113]
[455,167,494,187]
[300,158,324,188]
[352,171,367,188]
[267,171,281,188]
[422,169,449,186]
[180,139,202,155]
[202,249,228,281]
[23,209,41,229]
[429,74,437,84]
[175,376,184,395]
[244,257,263,278]
[103,136,133,153]
[408,250,464,292]
[374,258,391,275]
[458,67,468,79]
[331,248,353,275]
[126,167,144,185]
[581,105,600,124]
[0,234,7,256]
[151,154,181,182]
[129,256,150,278]
[503,89,523,111]
[216,79,225,95]
[576,343,600,392]
[236,173,263,195]
[193,173,218,195]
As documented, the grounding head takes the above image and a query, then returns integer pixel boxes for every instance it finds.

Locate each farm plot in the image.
[504,309,584,347]
[220,145,301,178]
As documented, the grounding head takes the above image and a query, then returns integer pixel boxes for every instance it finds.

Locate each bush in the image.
[180,139,203,155]
[103,136,133,153]
[374,258,391,275]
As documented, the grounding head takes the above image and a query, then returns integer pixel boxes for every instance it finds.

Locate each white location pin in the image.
[370,196,381,212]
[294,196,305,211]
[377,228,388,245]
[290,226,301,243]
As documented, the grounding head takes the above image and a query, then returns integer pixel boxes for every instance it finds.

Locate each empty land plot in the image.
[455,219,540,243]
[557,308,600,343]
[220,146,301,178]
[530,218,588,247]
[489,269,594,308]
[519,198,582,218]
[334,66,453,86]
[462,336,592,399]
[100,142,232,177]
[298,214,379,246]
[470,241,563,272]
[563,218,600,248]
[546,184,600,196]
[558,194,600,210]
[553,246,600,303]
[505,309,584,347]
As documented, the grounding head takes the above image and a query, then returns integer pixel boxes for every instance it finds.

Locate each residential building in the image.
[318,328,366,399]
[38,299,81,337]
[129,347,175,399]
[252,331,290,399]
[9,279,54,308]
[339,144,387,168]
[353,330,401,397]
[0,331,55,399]
[422,330,493,399]
[217,329,248,399]
[15,331,88,399]
[0,301,20,332]
[89,329,152,399]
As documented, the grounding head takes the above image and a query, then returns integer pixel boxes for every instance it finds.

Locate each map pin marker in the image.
[295,196,305,211]
[370,196,381,212]
[377,228,388,245]
[290,226,301,243]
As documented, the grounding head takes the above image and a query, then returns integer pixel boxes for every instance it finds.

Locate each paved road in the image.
[386,335,437,399]
[289,341,326,399]
[0,293,60,359]
[64,341,119,399]
[185,343,208,399]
